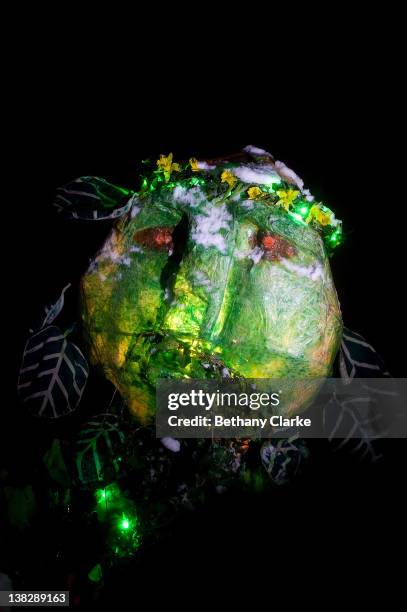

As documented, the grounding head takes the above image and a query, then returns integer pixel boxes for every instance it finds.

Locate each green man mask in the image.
[79,147,342,422]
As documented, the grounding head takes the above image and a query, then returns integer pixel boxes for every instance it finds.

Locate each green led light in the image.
[95,488,107,504]
[121,518,130,530]
[289,212,306,223]
[328,230,342,247]
[118,513,135,533]
[95,483,121,506]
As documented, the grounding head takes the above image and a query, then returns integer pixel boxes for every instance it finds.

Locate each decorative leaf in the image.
[4,485,36,530]
[54,176,137,220]
[43,439,71,487]
[41,284,71,329]
[323,393,383,462]
[18,325,89,418]
[260,436,309,485]
[340,326,390,381]
[75,413,125,487]
[331,326,393,460]
[88,563,103,583]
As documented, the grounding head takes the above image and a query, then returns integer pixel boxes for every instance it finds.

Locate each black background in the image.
[3,22,406,602]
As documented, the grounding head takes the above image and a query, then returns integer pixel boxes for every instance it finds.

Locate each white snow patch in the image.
[96,240,128,265]
[193,270,212,288]
[243,144,272,157]
[173,185,204,207]
[274,160,304,190]
[161,437,181,452]
[302,188,314,202]
[248,246,264,263]
[130,205,141,218]
[96,240,138,267]
[280,258,324,281]
[191,203,232,253]
[197,161,216,170]
[330,214,341,228]
[233,164,281,185]
[87,259,97,273]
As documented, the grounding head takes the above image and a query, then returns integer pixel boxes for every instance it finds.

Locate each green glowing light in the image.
[121,518,130,530]
[328,229,342,248]
[118,512,136,534]
[95,483,121,506]
[299,206,309,215]
[289,212,306,224]
[95,488,107,504]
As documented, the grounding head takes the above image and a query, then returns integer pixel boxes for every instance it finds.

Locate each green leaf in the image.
[4,485,36,530]
[88,563,103,583]
[43,439,71,487]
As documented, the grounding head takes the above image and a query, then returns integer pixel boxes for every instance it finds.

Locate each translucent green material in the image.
[80,163,342,422]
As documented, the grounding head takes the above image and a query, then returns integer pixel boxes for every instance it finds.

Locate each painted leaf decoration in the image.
[322,393,384,462]
[260,437,309,485]
[54,176,137,220]
[330,327,391,461]
[43,439,71,487]
[339,327,390,381]
[18,325,89,418]
[41,284,71,329]
[75,413,125,487]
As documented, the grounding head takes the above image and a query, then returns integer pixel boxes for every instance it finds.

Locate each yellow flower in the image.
[156,153,180,181]
[247,186,263,200]
[306,204,332,226]
[189,158,200,172]
[276,189,300,211]
[221,170,238,188]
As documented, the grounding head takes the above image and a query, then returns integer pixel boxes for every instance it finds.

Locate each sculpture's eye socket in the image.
[134,227,174,252]
[259,232,296,261]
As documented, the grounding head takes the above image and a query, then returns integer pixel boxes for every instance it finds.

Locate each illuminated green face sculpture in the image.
[80,147,343,422]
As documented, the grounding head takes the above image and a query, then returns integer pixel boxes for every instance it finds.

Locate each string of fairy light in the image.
[135,153,343,251]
